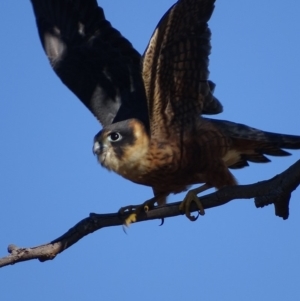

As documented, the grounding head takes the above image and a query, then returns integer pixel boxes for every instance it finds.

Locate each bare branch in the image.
[1,160,300,269]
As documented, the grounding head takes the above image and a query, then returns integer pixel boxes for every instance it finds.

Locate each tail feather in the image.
[229,154,270,170]
[244,153,271,163]
[207,118,300,169]
[260,148,291,157]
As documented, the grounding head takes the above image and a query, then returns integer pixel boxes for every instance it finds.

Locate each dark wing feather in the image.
[142,0,219,138]
[203,80,223,115]
[30,0,148,127]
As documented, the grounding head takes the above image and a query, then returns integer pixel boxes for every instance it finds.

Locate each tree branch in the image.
[1,160,300,268]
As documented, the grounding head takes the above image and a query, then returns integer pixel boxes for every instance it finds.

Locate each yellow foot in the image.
[119,198,157,226]
[179,189,206,222]
[124,213,137,227]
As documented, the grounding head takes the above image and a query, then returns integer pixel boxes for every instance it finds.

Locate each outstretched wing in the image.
[142,0,218,138]
[30,0,148,127]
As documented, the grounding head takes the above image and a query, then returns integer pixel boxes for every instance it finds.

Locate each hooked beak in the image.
[93,141,108,166]
[93,141,104,156]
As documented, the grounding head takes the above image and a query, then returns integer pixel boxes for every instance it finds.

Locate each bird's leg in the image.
[179,184,211,221]
[119,196,158,226]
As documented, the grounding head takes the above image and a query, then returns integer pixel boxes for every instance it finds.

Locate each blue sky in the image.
[1,0,300,300]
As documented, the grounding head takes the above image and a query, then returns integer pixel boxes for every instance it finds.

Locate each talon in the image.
[195,198,205,216]
[118,205,135,218]
[187,211,200,222]
[122,225,127,234]
[179,189,206,221]
[143,198,157,212]
[124,213,137,227]
[118,197,158,227]
[118,204,140,226]
[159,218,165,226]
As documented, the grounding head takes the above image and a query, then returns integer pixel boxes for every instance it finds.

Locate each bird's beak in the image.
[93,141,108,166]
[93,141,104,156]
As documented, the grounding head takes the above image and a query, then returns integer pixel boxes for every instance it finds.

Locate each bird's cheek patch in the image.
[103,149,120,172]
[113,145,125,160]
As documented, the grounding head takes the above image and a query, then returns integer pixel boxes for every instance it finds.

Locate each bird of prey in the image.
[31,0,300,222]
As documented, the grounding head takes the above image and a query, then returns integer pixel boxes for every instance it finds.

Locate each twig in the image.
[1,160,300,268]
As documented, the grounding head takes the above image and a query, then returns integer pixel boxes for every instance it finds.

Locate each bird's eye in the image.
[108,132,122,142]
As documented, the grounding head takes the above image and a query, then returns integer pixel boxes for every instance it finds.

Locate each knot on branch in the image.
[255,189,291,220]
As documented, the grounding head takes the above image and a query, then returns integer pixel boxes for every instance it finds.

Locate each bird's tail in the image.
[207,118,300,169]
[208,118,300,220]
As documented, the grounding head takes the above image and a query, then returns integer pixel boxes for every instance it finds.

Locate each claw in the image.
[186,211,200,222]
[179,186,208,221]
[118,205,136,219]
[124,213,137,227]
[143,197,157,212]
[122,225,128,234]
[159,218,165,226]
[118,204,140,226]
[118,197,158,226]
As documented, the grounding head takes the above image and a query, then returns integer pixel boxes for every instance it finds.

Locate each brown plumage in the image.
[31,0,300,221]
[143,0,217,139]
[92,0,300,220]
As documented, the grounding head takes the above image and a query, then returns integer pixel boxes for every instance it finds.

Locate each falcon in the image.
[31,0,300,222]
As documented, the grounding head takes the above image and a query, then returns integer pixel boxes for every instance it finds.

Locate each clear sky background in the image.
[1,0,300,300]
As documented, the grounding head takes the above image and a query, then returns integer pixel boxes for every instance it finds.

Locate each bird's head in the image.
[93,119,150,175]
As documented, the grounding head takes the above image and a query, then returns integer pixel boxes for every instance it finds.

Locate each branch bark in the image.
[1,160,300,269]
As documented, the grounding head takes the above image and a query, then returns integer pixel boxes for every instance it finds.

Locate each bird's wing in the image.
[142,0,219,139]
[30,0,148,127]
